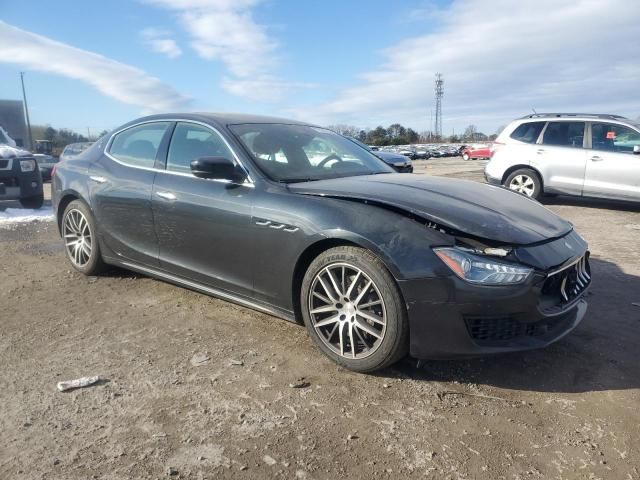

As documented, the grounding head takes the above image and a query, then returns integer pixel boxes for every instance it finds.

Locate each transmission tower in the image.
[434,73,444,139]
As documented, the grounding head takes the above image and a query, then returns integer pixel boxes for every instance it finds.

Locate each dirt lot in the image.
[1,158,639,479]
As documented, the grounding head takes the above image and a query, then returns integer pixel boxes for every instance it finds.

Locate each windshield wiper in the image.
[279,177,319,184]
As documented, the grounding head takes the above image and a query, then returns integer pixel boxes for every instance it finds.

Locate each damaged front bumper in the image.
[399,231,591,359]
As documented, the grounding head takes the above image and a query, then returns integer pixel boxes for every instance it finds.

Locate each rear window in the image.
[510,122,545,144]
[542,122,585,148]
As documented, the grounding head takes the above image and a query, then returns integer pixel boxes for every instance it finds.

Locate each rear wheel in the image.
[300,246,408,372]
[505,168,542,199]
[20,194,44,209]
[62,200,106,275]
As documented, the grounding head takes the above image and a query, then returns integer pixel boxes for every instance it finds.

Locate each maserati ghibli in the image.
[52,113,591,372]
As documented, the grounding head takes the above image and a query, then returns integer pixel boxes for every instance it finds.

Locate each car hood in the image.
[289,174,572,245]
[374,151,408,164]
[0,144,31,159]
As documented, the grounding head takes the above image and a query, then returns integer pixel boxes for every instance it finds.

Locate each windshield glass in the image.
[0,129,9,145]
[230,123,393,182]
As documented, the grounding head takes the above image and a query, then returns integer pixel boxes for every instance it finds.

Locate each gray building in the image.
[0,99,28,147]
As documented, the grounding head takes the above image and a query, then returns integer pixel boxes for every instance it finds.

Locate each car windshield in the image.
[230,123,393,182]
[348,137,372,151]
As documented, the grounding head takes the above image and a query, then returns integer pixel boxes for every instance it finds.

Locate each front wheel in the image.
[62,200,106,275]
[462,153,470,161]
[300,246,408,372]
[505,168,542,199]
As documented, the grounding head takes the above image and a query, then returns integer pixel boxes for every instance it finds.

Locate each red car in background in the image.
[462,143,492,161]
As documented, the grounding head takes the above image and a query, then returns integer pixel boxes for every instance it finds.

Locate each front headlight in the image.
[20,159,36,172]
[434,247,532,285]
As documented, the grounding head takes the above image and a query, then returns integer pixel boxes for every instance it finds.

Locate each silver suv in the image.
[485,113,640,201]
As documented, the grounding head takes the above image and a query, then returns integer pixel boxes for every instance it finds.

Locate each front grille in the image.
[465,311,575,346]
[542,254,591,305]
[0,177,18,187]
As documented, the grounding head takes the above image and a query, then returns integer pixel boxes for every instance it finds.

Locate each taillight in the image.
[489,142,504,158]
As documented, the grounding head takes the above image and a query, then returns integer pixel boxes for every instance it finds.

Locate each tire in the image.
[462,153,470,161]
[61,200,106,275]
[504,168,542,200]
[20,194,44,209]
[300,246,409,372]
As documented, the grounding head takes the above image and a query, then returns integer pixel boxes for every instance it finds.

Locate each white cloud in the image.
[141,28,183,59]
[220,76,318,102]
[145,0,313,101]
[0,20,191,112]
[291,0,640,133]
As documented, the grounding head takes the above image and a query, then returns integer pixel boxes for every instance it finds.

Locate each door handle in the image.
[536,149,544,154]
[89,175,107,184]
[156,191,177,201]
[590,156,604,162]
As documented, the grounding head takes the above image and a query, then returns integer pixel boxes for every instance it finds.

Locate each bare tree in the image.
[325,124,359,137]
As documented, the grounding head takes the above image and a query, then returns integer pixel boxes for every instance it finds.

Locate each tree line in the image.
[326,123,495,145]
[30,125,109,149]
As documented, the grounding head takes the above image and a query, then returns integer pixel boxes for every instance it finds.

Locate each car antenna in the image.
[531,107,537,114]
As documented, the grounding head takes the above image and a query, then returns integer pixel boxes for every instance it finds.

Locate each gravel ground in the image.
[1,158,639,479]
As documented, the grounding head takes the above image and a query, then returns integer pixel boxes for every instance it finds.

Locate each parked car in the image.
[53,113,591,372]
[0,128,44,209]
[462,143,492,161]
[34,154,59,181]
[60,142,93,162]
[485,113,640,201]
[348,138,413,172]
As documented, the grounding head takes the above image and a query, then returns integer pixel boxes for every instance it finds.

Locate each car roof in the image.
[124,112,317,128]
[518,113,629,121]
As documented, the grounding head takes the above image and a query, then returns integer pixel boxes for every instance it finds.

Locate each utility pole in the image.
[434,73,444,140]
[20,72,34,151]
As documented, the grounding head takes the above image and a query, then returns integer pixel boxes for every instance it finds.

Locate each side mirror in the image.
[190,157,247,183]
[634,145,640,155]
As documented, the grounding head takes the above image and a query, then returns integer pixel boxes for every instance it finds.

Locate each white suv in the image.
[485,113,640,201]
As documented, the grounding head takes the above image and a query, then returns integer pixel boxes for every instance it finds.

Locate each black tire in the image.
[62,200,106,275]
[504,168,542,200]
[19,194,44,209]
[300,246,409,373]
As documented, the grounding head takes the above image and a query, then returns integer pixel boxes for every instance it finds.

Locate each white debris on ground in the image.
[0,207,55,225]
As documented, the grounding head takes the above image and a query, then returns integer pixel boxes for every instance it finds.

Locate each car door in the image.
[152,121,256,298]
[89,121,173,267]
[584,122,640,201]
[533,121,587,195]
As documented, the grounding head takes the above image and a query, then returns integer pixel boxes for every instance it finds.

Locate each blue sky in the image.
[1,0,639,136]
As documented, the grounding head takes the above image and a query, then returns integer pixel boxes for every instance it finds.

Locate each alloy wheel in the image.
[308,263,387,359]
[63,208,92,267]
[509,174,535,196]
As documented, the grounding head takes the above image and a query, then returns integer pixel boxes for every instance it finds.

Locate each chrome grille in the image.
[543,254,591,305]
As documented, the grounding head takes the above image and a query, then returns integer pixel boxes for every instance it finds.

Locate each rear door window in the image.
[591,123,640,153]
[109,122,172,168]
[542,122,585,148]
[510,122,545,144]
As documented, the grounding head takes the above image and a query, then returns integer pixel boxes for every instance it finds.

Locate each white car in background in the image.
[485,113,640,201]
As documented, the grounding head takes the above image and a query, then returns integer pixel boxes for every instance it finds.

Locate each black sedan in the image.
[348,137,413,172]
[34,154,59,181]
[52,113,591,372]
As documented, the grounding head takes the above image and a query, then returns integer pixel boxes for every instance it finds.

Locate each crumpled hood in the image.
[0,144,31,159]
[289,174,572,245]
